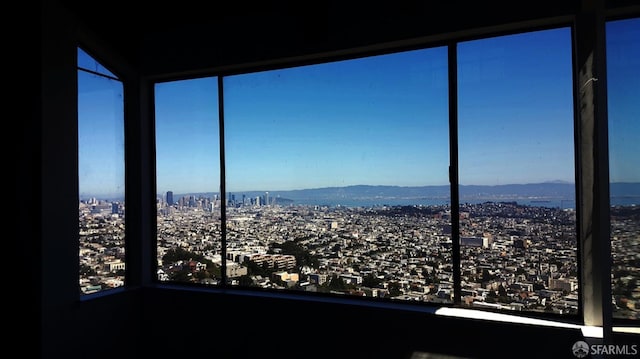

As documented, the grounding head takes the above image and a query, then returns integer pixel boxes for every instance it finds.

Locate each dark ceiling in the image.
[56,0,639,75]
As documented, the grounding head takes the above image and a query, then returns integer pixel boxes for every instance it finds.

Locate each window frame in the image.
[77,45,127,298]
[151,23,587,324]
[605,15,640,326]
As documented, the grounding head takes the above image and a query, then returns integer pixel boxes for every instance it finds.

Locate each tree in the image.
[497,284,510,303]
[163,247,215,269]
[80,264,97,276]
[237,275,255,287]
[206,263,221,279]
[388,282,402,297]
[328,274,347,291]
[194,270,208,280]
[170,268,193,283]
[482,268,494,281]
[486,289,498,303]
[362,274,381,288]
[498,284,508,297]
[245,260,266,276]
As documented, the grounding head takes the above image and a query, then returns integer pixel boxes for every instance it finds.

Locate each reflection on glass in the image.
[223,47,452,303]
[607,17,640,321]
[78,48,125,295]
[155,77,222,285]
[458,28,578,315]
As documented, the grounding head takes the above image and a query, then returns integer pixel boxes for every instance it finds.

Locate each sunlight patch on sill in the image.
[434,307,603,338]
[613,326,640,335]
[580,326,603,338]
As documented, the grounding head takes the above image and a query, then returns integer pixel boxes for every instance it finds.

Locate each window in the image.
[155,76,222,285]
[457,28,577,316]
[78,47,125,295]
[607,17,640,321]
[153,27,584,319]
[223,47,451,300]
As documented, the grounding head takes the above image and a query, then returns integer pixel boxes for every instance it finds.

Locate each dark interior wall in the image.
[21,1,43,358]
[38,1,142,358]
[141,287,584,359]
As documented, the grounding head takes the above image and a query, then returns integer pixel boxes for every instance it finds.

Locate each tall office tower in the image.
[265,191,269,206]
[166,191,174,205]
[111,202,119,214]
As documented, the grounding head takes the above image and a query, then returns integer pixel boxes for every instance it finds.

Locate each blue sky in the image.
[221,47,449,192]
[607,18,640,184]
[78,19,639,198]
[77,58,124,200]
[457,28,576,186]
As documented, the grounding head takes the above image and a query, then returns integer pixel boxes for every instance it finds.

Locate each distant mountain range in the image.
[170,182,640,203]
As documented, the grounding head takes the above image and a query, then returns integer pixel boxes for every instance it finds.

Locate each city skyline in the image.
[79,19,639,199]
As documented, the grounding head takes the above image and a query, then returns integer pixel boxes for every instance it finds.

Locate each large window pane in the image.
[78,48,125,295]
[457,28,577,316]
[223,48,452,303]
[155,77,222,286]
[607,17,640,321]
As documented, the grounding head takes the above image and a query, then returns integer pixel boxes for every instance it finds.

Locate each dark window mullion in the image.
[77,67,120,82]
[448,44,462,306]
[218,76,228,288]
[574,0,612,337]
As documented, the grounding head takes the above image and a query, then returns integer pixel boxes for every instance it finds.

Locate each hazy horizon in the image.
[77,180,640,202]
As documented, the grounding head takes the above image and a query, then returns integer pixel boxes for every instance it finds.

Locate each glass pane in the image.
[155,77,222,286]
[607,17,640,321]
[223,47,452,304]
[458,28,578,315]
[78,48,125,295]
